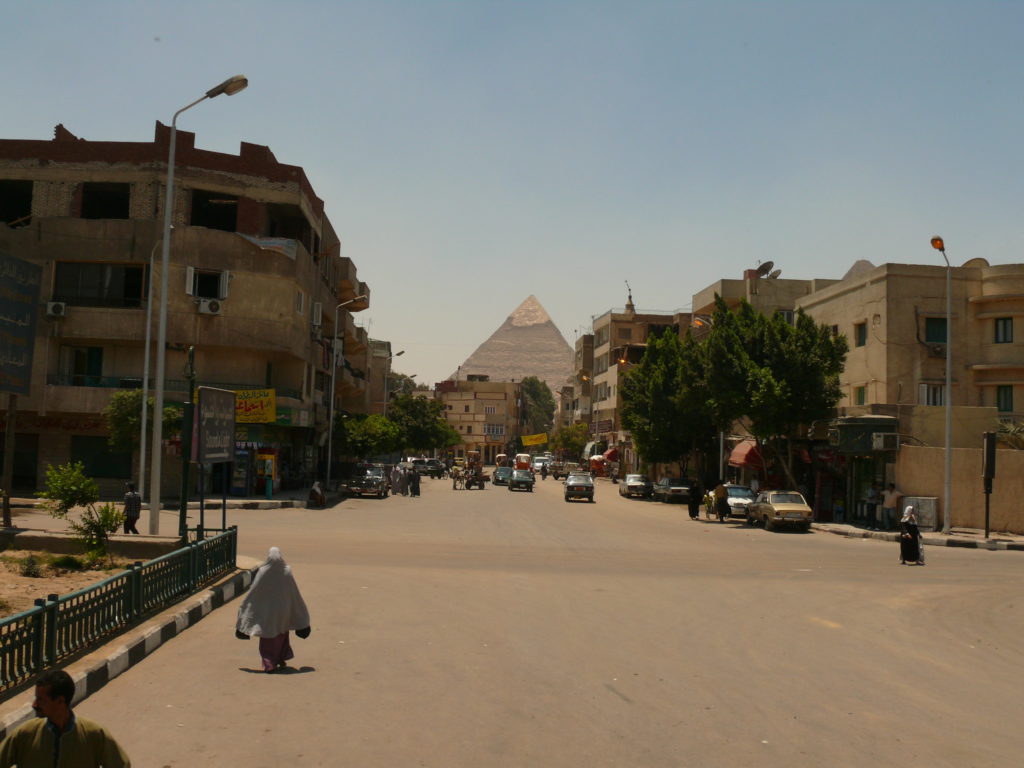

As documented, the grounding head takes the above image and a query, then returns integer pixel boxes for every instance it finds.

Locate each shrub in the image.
[19,555,42,578]
[38,463,121,559]
[50,555,86,572]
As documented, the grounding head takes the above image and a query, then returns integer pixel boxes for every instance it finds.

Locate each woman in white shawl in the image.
[899,506,924,565]
[235,547,311,671]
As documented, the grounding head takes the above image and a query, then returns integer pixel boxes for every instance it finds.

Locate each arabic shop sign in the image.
[197,387,236,464]
[235,388,277,423]
[0,251,42,396]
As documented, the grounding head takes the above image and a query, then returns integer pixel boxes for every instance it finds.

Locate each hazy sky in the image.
[9,2,1024,385]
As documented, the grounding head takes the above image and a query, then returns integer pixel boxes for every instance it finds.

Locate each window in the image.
[80,182,130,220]
[777,310,795,325]
[995,317,1013,344]
[185,267,230,300]
[618,327,632,340]
[830,325,839,337]
[0,180,32,226]
[295,291,305,314]
[925,317,947,344]
[190,189,238,231]
[464,405,470,413]
[854,386,866,405]
[70,436,131,479]
[53,262,147,308]
[918,383,945,406]
[484,424,505,436]
[997,385,1013,413]
[854,322,867,347]
[59,345,103,386]
[484,405,496,415]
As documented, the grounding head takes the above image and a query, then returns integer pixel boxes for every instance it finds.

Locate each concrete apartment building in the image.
[436,376,522,464]
[0,122,371,496]
[570,333,594,427]
[586,295,690,470]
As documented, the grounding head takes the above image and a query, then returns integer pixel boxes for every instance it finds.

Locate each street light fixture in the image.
[326,295,368,488]
[148,75,248,534]
[383,349,405,418]
[930,235,952,533]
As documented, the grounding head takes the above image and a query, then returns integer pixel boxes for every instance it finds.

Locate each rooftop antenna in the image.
[768,269,781,279]
[625,280,635,313]
[755,261,775,277]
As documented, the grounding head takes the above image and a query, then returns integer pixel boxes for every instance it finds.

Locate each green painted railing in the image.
[0,527,237,696]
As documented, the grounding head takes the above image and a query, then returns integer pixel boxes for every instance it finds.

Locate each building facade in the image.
[436,376,521,464]
[0,123,371,496]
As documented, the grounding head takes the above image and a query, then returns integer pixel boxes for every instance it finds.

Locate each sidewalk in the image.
[812,521,1024,551]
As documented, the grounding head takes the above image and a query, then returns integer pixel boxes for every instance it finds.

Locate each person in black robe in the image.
[688,480,702,520]
[899,506,924,565]
[409,468,421,497]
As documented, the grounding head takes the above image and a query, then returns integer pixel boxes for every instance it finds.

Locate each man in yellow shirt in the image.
[0,669,130,767]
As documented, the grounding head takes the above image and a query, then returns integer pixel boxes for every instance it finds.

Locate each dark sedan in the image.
[564,473,595,503]
[652,477,690,504]
[508,469,535,492]
[492,466,513,486]
[619,473,653,499]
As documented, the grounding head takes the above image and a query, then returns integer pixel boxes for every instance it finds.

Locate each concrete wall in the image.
[895,444,1024,533]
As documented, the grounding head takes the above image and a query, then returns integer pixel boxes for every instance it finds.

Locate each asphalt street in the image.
[71,474,1024,767]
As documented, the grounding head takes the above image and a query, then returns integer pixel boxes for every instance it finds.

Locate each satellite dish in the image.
[756,261,775,277]
[768,269,781,279]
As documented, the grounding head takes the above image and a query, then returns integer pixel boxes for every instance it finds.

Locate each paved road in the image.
[72,475,1024,767]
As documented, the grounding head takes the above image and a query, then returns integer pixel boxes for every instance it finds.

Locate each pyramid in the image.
[451,296,572,389]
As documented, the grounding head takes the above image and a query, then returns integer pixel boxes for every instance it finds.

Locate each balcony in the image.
[45,374,302,400]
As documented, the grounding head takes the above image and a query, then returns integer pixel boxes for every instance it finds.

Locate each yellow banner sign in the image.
[235,389,277,423]
[521,432,548,446]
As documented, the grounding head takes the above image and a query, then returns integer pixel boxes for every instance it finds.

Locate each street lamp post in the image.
[931,236,953,533]
[148,75,248,535]
[383,350,405,417]
[326,295,368,488]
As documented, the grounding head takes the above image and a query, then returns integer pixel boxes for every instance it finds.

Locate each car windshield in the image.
[512,470,532,479]
[495,467,512,475]
[366,468,384,477]
[566,474,592,484]
[660,478,686,486]
[625,474,649,483]
[728,486,755,499]
[771,492,806,504]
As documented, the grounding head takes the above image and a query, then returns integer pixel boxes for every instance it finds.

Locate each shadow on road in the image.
[238,665,316,675]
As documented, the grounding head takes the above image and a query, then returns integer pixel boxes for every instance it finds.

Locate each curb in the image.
[0,557,260,741]
[812,524,1024,551]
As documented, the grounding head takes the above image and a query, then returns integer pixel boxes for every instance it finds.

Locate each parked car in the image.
[619,474,654,499]
[492,466,514,486]
[652,477,690,503]
[564,473,595,503]
[722,484,756,518]
[508,469,536,492]
[409,458,431,476]
[551,461,581,480]
[746,490,814,531]
[343,467,389,498]
[425,458,444,478]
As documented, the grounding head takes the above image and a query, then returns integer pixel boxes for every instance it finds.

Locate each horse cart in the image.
[452,450,489,490]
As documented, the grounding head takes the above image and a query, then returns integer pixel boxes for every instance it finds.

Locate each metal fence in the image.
[0,527,237,696]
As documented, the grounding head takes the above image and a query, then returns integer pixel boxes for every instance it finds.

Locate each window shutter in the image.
[185,266,194,296]
[312,301,322,327]
[219,270,231,299]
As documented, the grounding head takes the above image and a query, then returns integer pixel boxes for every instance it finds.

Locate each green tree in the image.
[521,376,556,435]
[103,389,182,452]
[388,394,455,453]
[334,414,403,460]
[550,421,591,461]
[620,329,696,466]
[38,462,122,559]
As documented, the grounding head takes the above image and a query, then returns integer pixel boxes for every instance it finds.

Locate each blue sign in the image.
[0,251,42,396]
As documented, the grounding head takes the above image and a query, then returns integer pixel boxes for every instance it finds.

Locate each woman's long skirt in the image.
[259,632,294,672]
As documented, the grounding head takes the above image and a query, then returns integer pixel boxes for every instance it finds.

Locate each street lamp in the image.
[930,235,952,533]
[383,350,405,417]
[148,74,248,534]
[326,295,368,488]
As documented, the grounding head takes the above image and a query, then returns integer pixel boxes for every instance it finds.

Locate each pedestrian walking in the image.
[122,483,141,534]
[0,668,131,767]
[865,483,880,530]
[881,483,901,531]
[235,547,311,672]
[409,468,421,497]
[687,479,702,520]
[899,506,925,565]
[712,481,728,520]
[390,465,401,494]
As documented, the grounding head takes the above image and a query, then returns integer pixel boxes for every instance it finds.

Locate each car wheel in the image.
[765,516,775,531]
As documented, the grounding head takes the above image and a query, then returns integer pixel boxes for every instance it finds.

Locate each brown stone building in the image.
[0,123,371,496]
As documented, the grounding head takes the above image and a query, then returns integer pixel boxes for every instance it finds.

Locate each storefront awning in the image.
[728,440,764,468]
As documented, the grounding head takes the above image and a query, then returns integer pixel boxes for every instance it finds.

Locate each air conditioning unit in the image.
[197,298,222,315]
[871,432,900,451]
[47,301,67,318]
